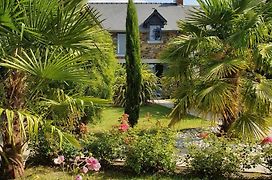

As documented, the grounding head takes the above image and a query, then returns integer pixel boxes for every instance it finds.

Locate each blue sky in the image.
[90,0,199,5]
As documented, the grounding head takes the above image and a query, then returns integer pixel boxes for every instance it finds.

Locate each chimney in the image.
[176,0,183,6]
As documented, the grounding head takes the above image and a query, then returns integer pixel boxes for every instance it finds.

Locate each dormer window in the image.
[143,9,167,44]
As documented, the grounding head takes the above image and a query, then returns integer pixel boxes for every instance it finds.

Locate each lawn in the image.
[21,166,199,180]
[89,104,213,133]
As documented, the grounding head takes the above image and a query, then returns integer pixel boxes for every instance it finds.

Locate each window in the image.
[117,33,126,56]
[149,25,162,42]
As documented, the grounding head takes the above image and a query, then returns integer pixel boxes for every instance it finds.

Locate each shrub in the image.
[185,136,260,179]
[113,65,158,107]
[125,129,177,174]
[85,131,127,166]
[85,116,177,174]
[29,130,82,165]
[85,114,130,165]
[28,131,57,165]
[160,76,178,99]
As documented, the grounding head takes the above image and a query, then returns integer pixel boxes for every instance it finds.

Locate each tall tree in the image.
[0,0,115,178]
[125,0,142,127]
[162,0,272,139]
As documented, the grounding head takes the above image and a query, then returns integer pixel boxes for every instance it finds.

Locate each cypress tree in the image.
[125,0,142,127]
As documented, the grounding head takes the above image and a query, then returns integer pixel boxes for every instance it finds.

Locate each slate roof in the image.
[88,3,195,31]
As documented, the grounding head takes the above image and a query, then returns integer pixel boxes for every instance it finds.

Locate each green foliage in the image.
[86,132,127,166]
[0,108,41,144]
[125,0,142,127]
[29,130,81,165]
[38,89,103,133]
[160,76,178,99]
[0,0,116,178]
[125,129,176,174]
[162,0,272,138]
[86,124,176,174]
[1,49,91,83]
[28,131,57,165]
[186,136,260,179]
[113,65,158,107]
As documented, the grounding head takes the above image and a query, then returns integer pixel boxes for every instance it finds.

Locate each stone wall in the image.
[112,31,178,61]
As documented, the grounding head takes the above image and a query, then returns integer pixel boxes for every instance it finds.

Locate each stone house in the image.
[89,0,194,76]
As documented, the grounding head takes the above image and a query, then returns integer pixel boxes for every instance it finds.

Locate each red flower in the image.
[119,123,129,132]
[261,136,272,145]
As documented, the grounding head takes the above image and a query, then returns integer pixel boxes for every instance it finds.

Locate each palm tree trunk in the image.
[0,70,27,179]
[220,72,239,133]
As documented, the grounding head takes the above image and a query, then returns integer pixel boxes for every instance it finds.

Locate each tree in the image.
[125,0,142,127]
[0,0,115,178]
[162,0,272,139]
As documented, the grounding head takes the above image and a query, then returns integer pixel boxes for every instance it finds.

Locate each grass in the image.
[21,166,199,180]
[89,104,213,133]
[21,166,270,180]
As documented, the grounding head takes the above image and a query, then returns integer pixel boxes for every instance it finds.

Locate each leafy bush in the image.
[28,131,57,165]
[113,65,158,107]
[29,128,82,165]
[125,129,176,174]
[160,76,178,99]
[85,115,176,174]
[85,114,130,165]
[185,136,260,179]
[85,131,127,166]
[39,90,102,134]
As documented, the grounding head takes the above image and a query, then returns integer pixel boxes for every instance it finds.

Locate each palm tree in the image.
[162,0,272,139]
[0,0,114,178]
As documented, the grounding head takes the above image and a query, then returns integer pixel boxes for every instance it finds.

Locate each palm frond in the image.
[22,0,102,51]
[0,108,41,144]
[229,113,269,140]
[254,79,272,103]
[43,122,81,149]
[0,0,24,33]
[258,43,272,59]
[229,10,269,48]
[241,77,271,115]
[204,58,248,80]
[0,48,91,82]
[195,81,235,117]
[168,81,195,126]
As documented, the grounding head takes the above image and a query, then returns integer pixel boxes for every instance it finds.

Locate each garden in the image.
[0,0,272,179]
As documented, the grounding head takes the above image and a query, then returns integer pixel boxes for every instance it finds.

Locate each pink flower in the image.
[82,166,88,174]
[261,136,272,145]
[119,123,129,132]
[86,157,101,171]
[75,175,82,180]
[53,155,65,164]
